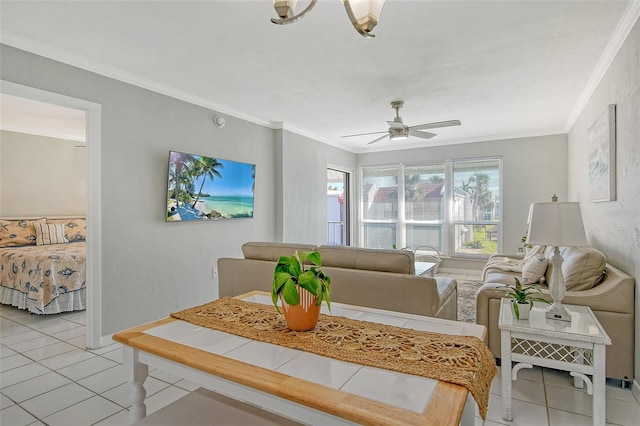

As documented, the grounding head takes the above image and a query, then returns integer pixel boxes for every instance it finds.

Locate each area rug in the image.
[457,279,483,323]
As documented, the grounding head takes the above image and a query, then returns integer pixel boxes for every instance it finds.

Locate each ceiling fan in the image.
[341,101,461,145]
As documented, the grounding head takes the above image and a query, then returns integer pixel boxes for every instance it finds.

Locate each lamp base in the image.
[545,304,572,322]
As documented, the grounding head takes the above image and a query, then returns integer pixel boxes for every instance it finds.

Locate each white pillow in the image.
[521,255,547,284]
[34,223,69,246]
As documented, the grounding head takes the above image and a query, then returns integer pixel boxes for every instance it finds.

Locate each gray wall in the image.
[357,134,568,258]
[567,19,640,383]
[1,45,279,335]
[0,44,356,337]
[280,130,356,245]
[0,130,86,217]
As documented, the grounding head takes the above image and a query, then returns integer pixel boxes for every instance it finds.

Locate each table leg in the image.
[460,391,475,425]
[501,331,513,421]
[123,346,149,424]
[592,344,606,426]
[573,348,585,389]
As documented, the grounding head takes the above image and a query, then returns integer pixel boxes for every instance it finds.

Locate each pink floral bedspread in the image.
[0,242,86,313]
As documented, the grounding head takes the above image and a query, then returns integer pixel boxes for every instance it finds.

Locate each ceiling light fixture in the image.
[271,0,385,39]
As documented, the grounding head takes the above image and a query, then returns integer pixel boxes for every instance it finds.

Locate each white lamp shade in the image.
[345,0,385,24]
[526,202,588,247]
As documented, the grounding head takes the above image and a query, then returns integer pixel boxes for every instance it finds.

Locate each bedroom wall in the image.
[567,18,639,385]
[357,134,568,261]
[0,130,86,217]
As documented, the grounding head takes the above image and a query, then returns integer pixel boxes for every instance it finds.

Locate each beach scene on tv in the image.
[167,151,255,221]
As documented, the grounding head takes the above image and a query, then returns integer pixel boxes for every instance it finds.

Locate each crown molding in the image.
[565,0,640,131]
[1,32,279,130]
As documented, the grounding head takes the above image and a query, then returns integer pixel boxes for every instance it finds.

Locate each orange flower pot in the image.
[281,287,321,331]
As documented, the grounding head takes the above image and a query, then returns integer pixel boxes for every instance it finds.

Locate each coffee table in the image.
[414,261,437,276]
[114,291,488,425]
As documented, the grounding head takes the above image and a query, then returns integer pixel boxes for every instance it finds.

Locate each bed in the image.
[0,218,86,314]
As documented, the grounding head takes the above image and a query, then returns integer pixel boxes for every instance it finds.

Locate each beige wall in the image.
[0,130,86,217]
[568,19,640,384]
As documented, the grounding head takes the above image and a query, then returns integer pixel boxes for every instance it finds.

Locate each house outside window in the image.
[361,158,502,257]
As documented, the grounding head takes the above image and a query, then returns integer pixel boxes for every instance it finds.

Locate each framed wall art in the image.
[588,104,616,202]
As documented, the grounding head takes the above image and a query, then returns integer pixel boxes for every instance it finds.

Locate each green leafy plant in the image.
[463,240,484,249]
[500,277,549,319]
[271,251,331,313]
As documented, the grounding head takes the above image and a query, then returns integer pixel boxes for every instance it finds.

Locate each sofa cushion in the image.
[521,255,547,284]
[0,218,46,247]
[241,242,318,262]
[546,246,607,291]
[318,245,415,274]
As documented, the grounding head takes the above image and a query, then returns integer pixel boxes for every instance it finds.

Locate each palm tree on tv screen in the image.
[171,152,195,206]
[191,157,224,209]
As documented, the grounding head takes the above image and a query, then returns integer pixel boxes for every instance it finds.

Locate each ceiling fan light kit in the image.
[341,101,462,145]
[271,0,385,38]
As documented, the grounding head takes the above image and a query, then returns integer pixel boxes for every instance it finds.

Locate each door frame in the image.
[1,80,103,349]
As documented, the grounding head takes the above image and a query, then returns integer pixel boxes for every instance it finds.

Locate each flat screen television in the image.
[166,150,255,221]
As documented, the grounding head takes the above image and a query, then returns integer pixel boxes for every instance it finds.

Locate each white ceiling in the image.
[0,94,86,142]
[1,1,637,153]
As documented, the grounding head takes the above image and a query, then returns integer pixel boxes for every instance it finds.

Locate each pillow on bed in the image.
[0,218,46,247]
[34,223,69,246]
[46,218,86,242]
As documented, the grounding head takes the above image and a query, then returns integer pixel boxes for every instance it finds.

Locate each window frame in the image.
[359,157,503,258]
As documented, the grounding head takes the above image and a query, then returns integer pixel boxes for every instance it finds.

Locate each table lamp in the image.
[526,201,588,322]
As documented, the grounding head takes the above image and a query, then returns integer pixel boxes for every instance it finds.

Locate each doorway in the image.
[327,168,351,246]
[1,81,102,348]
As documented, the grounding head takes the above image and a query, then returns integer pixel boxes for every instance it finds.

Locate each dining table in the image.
[112,291,494,425]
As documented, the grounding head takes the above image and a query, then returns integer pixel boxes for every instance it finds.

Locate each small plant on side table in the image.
[500,277,549,320]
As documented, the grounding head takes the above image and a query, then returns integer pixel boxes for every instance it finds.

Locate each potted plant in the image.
[500,277,548,320]
[271,250,331,331]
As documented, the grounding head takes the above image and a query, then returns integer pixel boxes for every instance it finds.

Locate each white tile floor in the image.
[1,276,639,425]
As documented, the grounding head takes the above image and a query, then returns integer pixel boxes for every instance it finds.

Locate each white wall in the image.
[357,134,568,258]
[0,130,86,217]
[568,18,640,384]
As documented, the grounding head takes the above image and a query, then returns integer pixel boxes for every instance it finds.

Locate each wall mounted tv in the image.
[167,150,255,222]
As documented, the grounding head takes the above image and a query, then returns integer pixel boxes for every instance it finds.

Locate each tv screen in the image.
[167,150,255,221]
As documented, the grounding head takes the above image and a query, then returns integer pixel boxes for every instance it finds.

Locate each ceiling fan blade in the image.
[409,129,437,140]
[341,130,388,138]
[366,134,391,145]
[387,120,404,130]
[409,119,461,131]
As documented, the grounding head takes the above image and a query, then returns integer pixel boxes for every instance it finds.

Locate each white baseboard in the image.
[632,379,640,404]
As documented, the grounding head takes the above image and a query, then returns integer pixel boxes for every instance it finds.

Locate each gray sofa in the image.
[217,242,458,320]
[476,246,635,382]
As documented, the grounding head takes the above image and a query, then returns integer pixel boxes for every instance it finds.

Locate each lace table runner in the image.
[171,298,497,419]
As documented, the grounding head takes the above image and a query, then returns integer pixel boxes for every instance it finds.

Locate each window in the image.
[362,167,397,248]
[404,164,445,251]
[451,159,500,256]
[360,158,501,257]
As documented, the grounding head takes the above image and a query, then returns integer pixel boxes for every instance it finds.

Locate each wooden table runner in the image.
[171,298,497,419]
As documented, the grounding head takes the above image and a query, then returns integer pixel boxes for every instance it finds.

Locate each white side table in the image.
[498,298,611,425]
